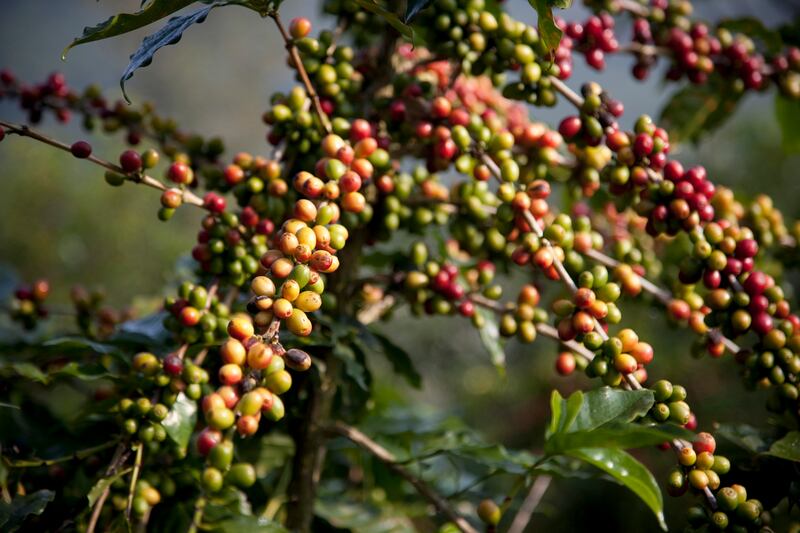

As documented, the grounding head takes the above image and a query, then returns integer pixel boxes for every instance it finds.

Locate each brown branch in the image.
[0,120,206,208]
[270,12,332,134]
[87,443,130,533]
[326,421,480,533]
[507,475,552,533]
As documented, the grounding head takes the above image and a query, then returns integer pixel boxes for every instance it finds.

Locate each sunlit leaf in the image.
[162,392,197,452]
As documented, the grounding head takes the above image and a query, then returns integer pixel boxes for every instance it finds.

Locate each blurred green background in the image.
[2,1,800,530]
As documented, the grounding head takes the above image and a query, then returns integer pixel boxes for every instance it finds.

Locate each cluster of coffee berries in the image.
[163,281,230,345]
[562,14,619,71]
[255,199,344,335]
[8,280,49,329]
[70,285,133,339]
[207,151,286,213]
[191,212,268,286]
[200,438,257,493]
[290,20,362,117]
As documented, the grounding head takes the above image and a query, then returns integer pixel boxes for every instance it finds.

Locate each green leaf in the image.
[403,0,433,23]
[572,387,653,431]
[765,431,800,462]
[86,467,133,507]
[316,497,417,532]
[43,336,118,355]
[567,448,666,531]
[719,18,782,54]
[529,0,562,54]
[334,343,370,392]
[371,331,422,389]
[210,515,289,532]
[546,423,690,454]
[475,307,505,374]
[162,392,197,452]
[354,0,414,41]
[0,490,55,532]
[659,79,743,144]
[775,95,800,154]
[715,423,772,454]
[112,312,171,347]
[120,3,225,102]
[7,362,47,383]
[63,0,203,58]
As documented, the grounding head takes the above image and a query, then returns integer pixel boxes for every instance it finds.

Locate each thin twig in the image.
[326,421,480,533]
[0,119,206,208]
[507,475,552,533]
[4,440,118,468]
[87,443,129,533]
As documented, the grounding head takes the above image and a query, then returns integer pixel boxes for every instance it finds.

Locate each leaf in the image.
[659,79,743,144]
[546,389,583,438]
[162,392,197,452]
[567,448,666,531]
[63,0,203,58]
[0,490,55,532]
[315,497,417,533]
[715,423,772,454]
[112,312,171,347]
[546,423,690,454]
[43,336,118,354]
[7,362,47,383]
[371,331,421,388]
[529,0,562,54]
[86,467,133,507]
[719,18,782,54]
[775,95,800,154]
[354,0,414,41]
[765,431,800,462]
[572,387,653,431]
[334,343,370,392]
[403,0,433,23]
[120,3,224,102]
[210,515,290,532]
[475,307,505,374]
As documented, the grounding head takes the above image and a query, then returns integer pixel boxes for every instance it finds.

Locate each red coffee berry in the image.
[70,140,92,159]
[119,149,142,172]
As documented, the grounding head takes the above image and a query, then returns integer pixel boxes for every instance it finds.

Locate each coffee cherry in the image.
[227,463,256,488]
[227,316,254,341]
[219,364,243,386]
[167,162,192,184]
[163,354,183,376]
[197,428,221,456]
[556,352,576,375]
[693,432,716,454]
[207,407,235,430]
[119,150,142,172]
[477,499,501,525]
[209,440,233,471]
[70,140,92,158]
[202,467,224,492]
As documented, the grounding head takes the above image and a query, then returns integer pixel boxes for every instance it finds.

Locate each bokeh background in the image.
[2,0,800,530]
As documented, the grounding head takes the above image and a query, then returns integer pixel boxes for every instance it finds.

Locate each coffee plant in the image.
[2,0,800,531]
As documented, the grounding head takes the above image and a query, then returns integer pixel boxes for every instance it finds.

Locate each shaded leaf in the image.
[334,343,370,392]
[63,0,203,57]
[316,497,417,533]
[660,79,743,144]
[403,0,433,23]
[210,515,289,532]
[715,423,772,454]
[765,431,800,462]
[719,18,782,54]
[775,95,800,154]
[86,467,133,507]
[0,490,55,532]
[371,331,421,389]
[475,307,505,374]
[8,362,47,383]
[567,448,666,531]
[43,336,118,355]
[120,3,225,102]
[354,0,414,41]
[162,392,197,452]
[112,311,171,347]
